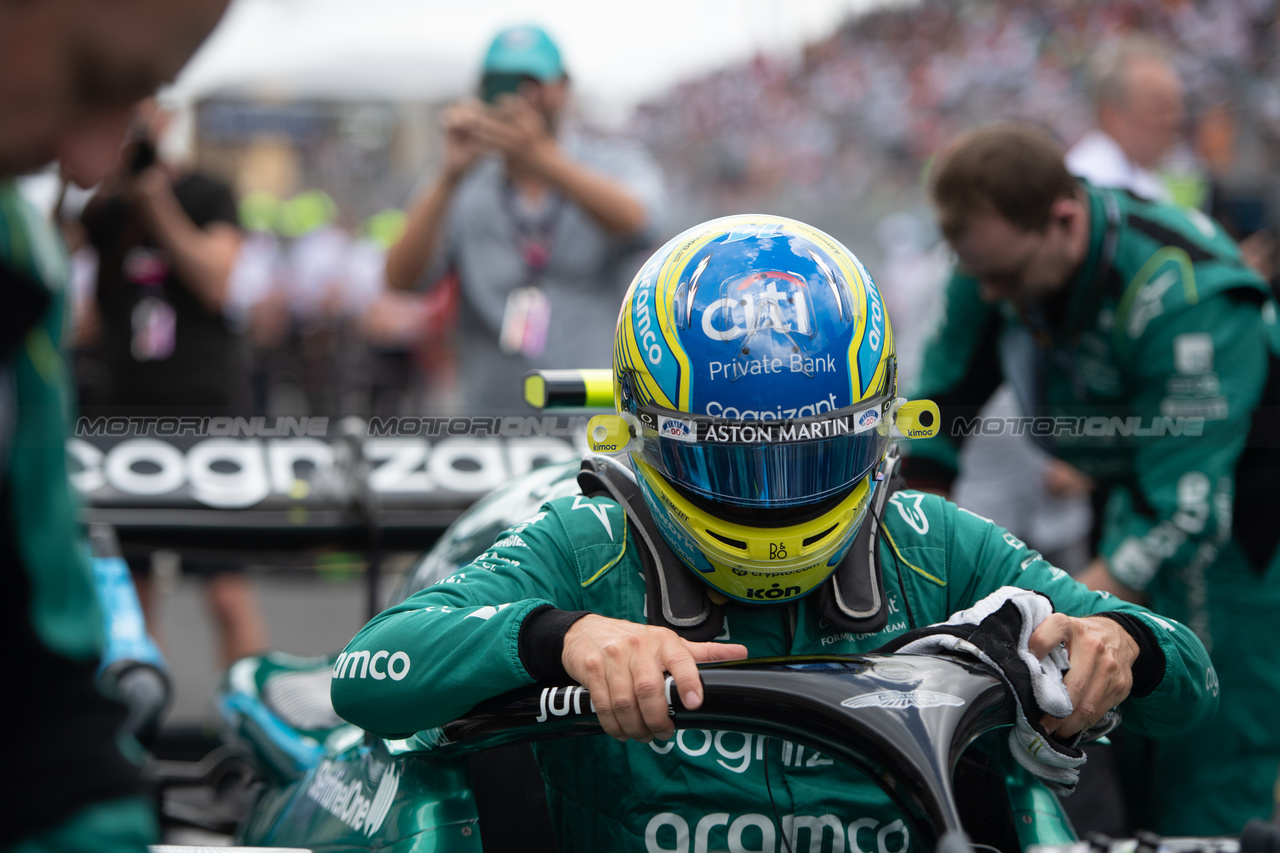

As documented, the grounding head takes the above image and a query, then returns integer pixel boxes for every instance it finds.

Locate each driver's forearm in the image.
[385,172,460,292]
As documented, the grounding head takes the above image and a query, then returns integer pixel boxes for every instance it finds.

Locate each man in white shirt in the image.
[1056,36,1189,837]
[1066,36,1186,200]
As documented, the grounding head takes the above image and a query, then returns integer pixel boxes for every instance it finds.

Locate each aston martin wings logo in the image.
[841,690,966,709]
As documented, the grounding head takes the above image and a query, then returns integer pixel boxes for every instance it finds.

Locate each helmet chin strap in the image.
[813,447,902,635]
[577,455,725,642]
[577,448,901,640]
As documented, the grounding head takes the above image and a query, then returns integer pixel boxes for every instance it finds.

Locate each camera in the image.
[126,138,157,175]
[481,73,533,104]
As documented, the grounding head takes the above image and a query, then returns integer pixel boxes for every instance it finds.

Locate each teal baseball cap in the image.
[481,25,565,81]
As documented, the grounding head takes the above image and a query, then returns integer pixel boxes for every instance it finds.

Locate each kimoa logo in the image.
[332,649,410,681]
[645,811,908,853]
[307,759,399,836]
[841,690,964,710]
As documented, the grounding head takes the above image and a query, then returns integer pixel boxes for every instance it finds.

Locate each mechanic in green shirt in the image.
[0,2,228,850]
[905,122,1280,837]
[332,214,1218,852]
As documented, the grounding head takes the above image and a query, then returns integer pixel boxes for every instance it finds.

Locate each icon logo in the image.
[745,583,802,600]
[841,690,965,709]
[855,408,880,432]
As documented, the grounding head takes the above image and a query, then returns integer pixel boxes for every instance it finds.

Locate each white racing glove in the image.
[875,586,1118,796]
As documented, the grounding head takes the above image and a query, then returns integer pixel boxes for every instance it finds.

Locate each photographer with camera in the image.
[79,97,267,670]
[384,24,665,413]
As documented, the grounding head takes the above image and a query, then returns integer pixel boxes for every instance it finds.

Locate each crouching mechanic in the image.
[332,216,1216,852]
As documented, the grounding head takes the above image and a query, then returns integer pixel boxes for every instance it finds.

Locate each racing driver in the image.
[332,215,1217,852]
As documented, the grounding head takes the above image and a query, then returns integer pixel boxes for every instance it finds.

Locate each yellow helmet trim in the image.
[633,456,874,602]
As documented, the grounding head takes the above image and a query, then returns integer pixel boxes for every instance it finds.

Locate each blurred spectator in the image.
[224,190,451,418]
[227,191,292,413]
[274,190,354,413]
[385,24,666,412]
[79,97,268,670]
[0,1,228,850]
[279,190,348,324]
[1195,102,1280,286]
[874,211,949,389]
[1059,33,1193,566]
[1066,35,1187,201]
[227,191,286,339]
[347,209,409,341]
[632,1,1278,234]
[354,209,460,414]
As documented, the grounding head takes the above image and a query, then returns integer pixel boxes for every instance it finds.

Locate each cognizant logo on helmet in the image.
[706,395,838,420]
[333,650,410,681]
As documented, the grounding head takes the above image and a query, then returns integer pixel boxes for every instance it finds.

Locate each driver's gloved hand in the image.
[874,586,1116,796]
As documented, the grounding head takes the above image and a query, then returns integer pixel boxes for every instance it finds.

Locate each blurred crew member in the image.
[335,215,1216,851]
[79,97,267,670]
[0,2,228,850]
[1066,36,1186,202]
[908,123,1280,836]
[385,24,665,412]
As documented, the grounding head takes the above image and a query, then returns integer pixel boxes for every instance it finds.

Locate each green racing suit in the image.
[0,180,155,849]
[332,487,1216,853]
[906,182,1280,835]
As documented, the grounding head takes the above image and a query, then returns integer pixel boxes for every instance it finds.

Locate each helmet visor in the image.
[632,397,894,509]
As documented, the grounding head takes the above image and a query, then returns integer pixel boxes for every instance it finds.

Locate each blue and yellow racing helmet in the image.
[591,215,937,604]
